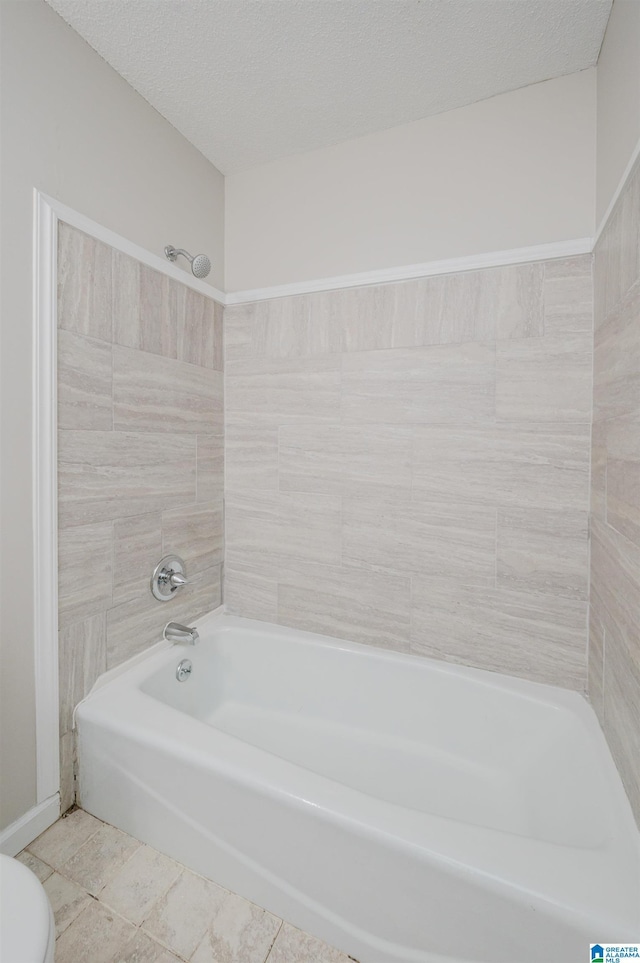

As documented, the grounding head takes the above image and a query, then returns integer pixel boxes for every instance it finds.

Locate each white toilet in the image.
[0,854,55,963]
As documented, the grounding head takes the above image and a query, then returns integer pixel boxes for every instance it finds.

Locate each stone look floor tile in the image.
[54,899,136,963]
[191,891,281,963]
[142,870,229,960]
[60,822,142,896]
[16,849,53,883]
[266,922,353,963]
[114,928,184,963]
[27,808,102,869]
[100,844,183,926]
[43,871,91,937]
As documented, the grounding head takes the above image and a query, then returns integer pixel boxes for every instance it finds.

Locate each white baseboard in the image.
[0,795,60,856]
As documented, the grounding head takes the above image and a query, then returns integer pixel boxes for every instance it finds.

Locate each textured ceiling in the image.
[46,0,612,174]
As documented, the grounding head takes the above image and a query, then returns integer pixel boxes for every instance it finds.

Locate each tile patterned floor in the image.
[19,809,355,963]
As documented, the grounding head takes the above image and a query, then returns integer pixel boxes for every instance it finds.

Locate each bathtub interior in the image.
[139,622,609,849]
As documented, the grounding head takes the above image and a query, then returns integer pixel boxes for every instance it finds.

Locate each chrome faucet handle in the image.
[151,555,188,601]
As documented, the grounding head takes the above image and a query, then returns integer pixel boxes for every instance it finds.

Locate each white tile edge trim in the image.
[595,133,640,245]
[33,191,60,805]
[37,191,225,305]
[0,795,60,856]
[225,237,594,304]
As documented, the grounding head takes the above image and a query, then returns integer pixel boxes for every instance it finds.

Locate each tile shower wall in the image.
[224,256,593,691]
[590,156,640,825]
[57,223,223,810]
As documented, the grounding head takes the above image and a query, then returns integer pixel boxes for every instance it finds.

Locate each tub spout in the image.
[163,621,199,645]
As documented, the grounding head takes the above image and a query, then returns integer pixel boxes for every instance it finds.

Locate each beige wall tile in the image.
[590,521,640,655]
[590,418,607,520]
[106,564,221,668]
[58,330,112,430]
[496,334,592,423]
[313,284,395,353]
[343,497,495,584]
[162,502,223,573]
[411,579,587,689]
[543,256,593,336]
[488,262,545,340]
[58,223,112,342]
[113,344,223,434]
[99,845,181,926]
[588,600,605,725]
[113,253,177,359]
[59,613,107,736]
[606,411,640,548]
[197,434,224,505]
[59,430,196,527]
[594,283,640,421]
[342,342,495,425]
[602,615,640,826]
[412,423,591,512]
[58,522,112,627]
[278,425,412,498]
[177,286,220,369]
[278,565,411,651]
[497,508,589,600]
[225,355,341,427]
[112,513,163,607]
[54,900,136,963]
[225,491,341,569]
[223,567,278,622]
[226,426,279,492]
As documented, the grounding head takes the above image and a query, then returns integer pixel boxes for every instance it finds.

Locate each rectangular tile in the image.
[343,496,496,583]
[162,502,223,574]
[54,900,136,963]
[278,425,412,498]
[58,430,196,527]
[543,256,593,335]
[142,870,227,960]
[112,512,163,606]
[58,330,112,430]
[58,522,112,627]
[278,565,411,651]
[588,600,605,726]
[267,922,357,963]
[60,823,141,897]
[342,342,495,425]
[590,418,607,521]
[410,579,587,689]
[113,344,223,434]
[603,614,640,826]
[28,809,102,869]
[594,282,640,421]
[496,334,592,423]
[226,426,279,492]
[58,223,112,342]
[99,845,181,926]
[197,434,224,505]
[225,355,341,427]
[113,253,177,359]
[106,564,221,668]
[310,284,394,353]
[59,613,107,735]
[225,491,342,570]
[605,411,640,549]
[223,567,278,623]
[177,286,221,369]
[412,423,591,512]
[43,871,90,937]
[590,520,640,649]
[496,507,589,600]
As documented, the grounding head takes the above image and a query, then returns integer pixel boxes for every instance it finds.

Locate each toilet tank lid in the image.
[0,855,53,962]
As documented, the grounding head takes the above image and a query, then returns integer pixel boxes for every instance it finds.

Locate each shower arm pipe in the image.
[164,245,211,278]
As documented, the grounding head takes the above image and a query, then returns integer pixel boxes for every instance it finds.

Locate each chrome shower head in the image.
[164,245,211,279]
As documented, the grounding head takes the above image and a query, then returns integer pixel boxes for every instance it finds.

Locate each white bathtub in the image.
[76,612,640,963]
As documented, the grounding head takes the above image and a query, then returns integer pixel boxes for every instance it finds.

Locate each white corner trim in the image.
[225,237,594,305]
[38,192,225,305]
[594,134,640,244]
[33,191,60,805]
[0,795,60,856]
